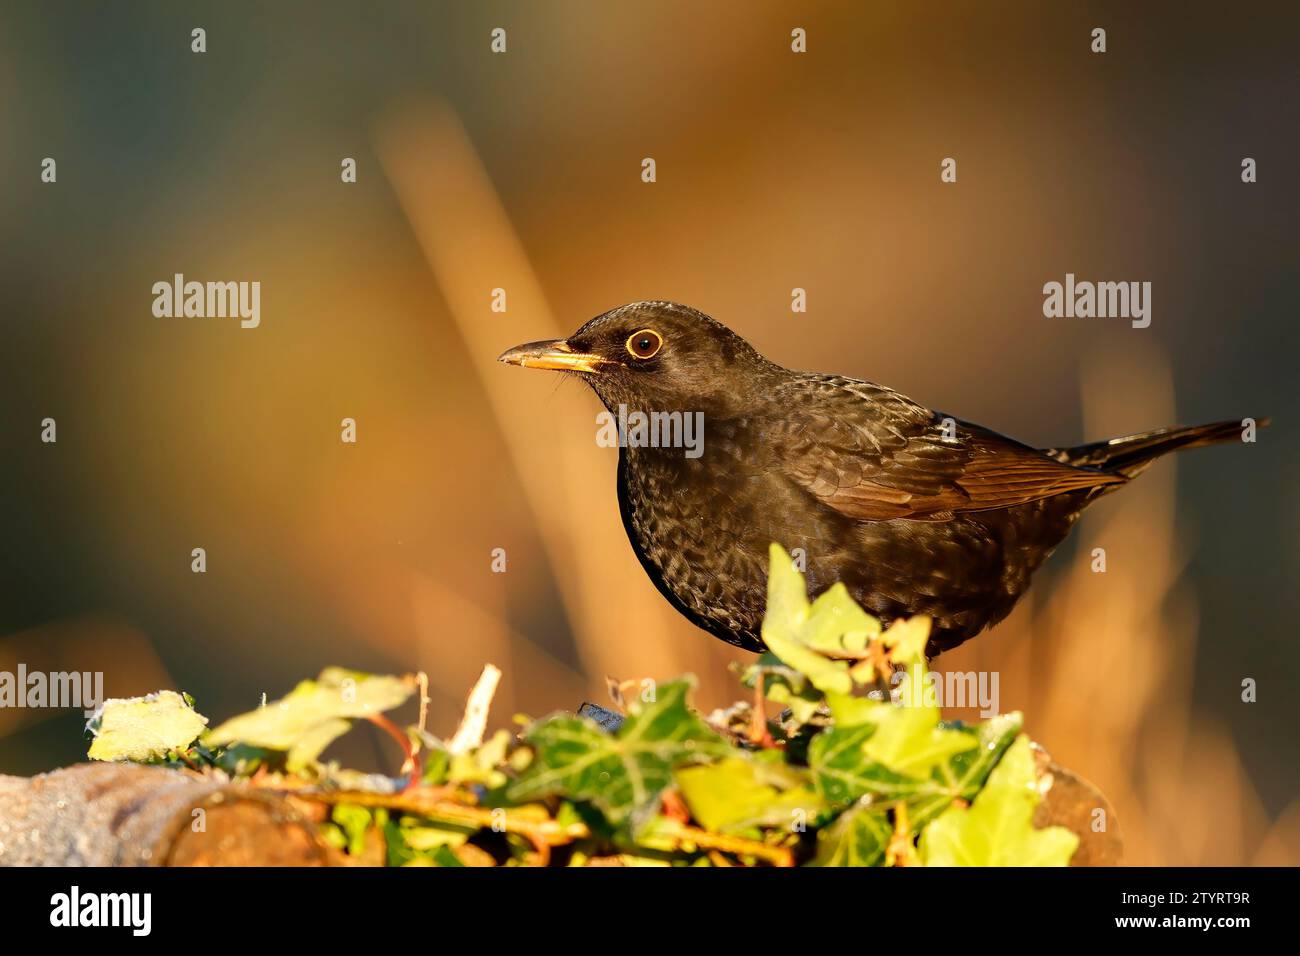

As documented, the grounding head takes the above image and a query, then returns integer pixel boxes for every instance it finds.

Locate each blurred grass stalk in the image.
[374,98,724,710]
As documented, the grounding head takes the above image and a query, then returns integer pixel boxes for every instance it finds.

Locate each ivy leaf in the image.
[764,542,811,635]
[431,845,465,868]
[204,668,413,763]
[448,729,511,788]
[906,712,1022,832]
[329,803,375,857]
[809,724,906,804]
[881,617,931,669]
[762,617,852,696]
[760,544,879,695]
[286,718,351,774]
[810,703,976,802]
[87,690,209,762]
[803,584,881,654]
[675,755,825,834]
[825,691,887,727]
[420,744,450,785]
[742,654,824,726]
[919,735,1079,866]
[810,707,1015,821]
[808,803,893,867]
[507,677,728,827]
[399,819,476,851]
[860,704,977,778]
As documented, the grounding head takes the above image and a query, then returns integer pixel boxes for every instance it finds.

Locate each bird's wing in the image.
[769,376,1123,520]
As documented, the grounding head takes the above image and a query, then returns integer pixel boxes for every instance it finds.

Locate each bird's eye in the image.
[625,329,663,360]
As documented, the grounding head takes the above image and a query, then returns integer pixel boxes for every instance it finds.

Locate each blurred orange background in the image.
[1,2,1296,865]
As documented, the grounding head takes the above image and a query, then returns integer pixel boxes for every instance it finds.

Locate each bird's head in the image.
[498,301,775,417]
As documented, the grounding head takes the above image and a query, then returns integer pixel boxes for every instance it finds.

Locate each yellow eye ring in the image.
[626,329,663,360]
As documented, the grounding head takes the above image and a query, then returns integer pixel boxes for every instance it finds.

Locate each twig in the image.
[668,823,795,867]
[525,831,552,867]
[415,671,430,737]
[447,664,502,755]
[365,713,423,793]
[304,789,590,847]
[660,788,691,824]
[283,786,794,866]
[748,672,779,748]
[885,801,919,867]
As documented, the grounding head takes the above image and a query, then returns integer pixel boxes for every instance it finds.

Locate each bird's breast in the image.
[615,444,777,640]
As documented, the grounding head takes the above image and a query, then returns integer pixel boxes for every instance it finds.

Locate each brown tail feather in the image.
[1043,417,1269,479]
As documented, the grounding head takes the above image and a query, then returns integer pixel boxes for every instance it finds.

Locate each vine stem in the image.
[305,789,588,846]
[365,713,423,793]
[670,823,795,867]
[748,672,779,748]
[299,789,794,866]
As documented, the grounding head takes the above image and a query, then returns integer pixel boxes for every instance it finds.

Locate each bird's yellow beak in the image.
[497,339,607,373]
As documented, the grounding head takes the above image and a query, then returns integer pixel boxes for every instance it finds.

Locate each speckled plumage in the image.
[501,302,1257,655]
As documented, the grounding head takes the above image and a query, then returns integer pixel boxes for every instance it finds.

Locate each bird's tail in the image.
[1044,418,1268,479]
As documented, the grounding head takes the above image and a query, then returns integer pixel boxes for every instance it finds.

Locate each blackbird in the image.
[500,301,1262,655]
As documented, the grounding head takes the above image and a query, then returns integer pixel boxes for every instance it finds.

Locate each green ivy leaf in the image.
[860,704,977,778]
[881,619,931,672]
[919,735,1078,866]
[760,544,878,695]
[825,690,887,727]
[204,668,412,765]
[286,717,351,774]
[743,654,824,726]
[507,677,728,827]
[809,803,893,867]
[399,819,476,851]
[420,744,450,785]
[803,584,882,654]
[675,755,825,835]
[448,729,511,788]
[810,706,1018,829]
[906,712,1022,831]
[809,723,904,804]
[87,690,209,762]
[330,803,374,857]
[431,845,465,867]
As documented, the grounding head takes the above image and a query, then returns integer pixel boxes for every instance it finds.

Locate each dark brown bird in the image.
[500,302,1263,655]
